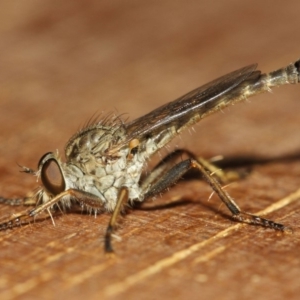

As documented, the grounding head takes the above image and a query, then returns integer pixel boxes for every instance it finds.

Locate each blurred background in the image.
[0,1,300,299]
[0,1,299,163]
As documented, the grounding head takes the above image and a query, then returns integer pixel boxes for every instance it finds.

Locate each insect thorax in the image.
[59,123,146,211]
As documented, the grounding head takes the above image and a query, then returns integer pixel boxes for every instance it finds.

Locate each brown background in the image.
[0,1,300,299]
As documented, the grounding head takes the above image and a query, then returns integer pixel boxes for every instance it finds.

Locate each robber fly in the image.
[0,59,299,252]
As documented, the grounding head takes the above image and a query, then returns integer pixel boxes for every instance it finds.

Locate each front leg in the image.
[0,187,130,253]
[0,189,107,230]
[0,195,39,206]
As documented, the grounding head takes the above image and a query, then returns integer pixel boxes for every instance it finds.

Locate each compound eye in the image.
[41,158,65,195]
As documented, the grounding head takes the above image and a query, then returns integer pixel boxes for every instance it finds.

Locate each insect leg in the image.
[0,189,106,230]
[141,149,240,193]
[144,158,287,231]
[0,196,37,206]
[105,186,129,253]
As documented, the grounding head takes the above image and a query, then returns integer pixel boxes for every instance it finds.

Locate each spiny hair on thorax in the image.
[64,112,129,161]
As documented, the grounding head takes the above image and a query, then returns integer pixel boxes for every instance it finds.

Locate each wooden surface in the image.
[0,1,300,299]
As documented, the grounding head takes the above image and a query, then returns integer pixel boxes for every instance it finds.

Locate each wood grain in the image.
[0,1,300,299]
